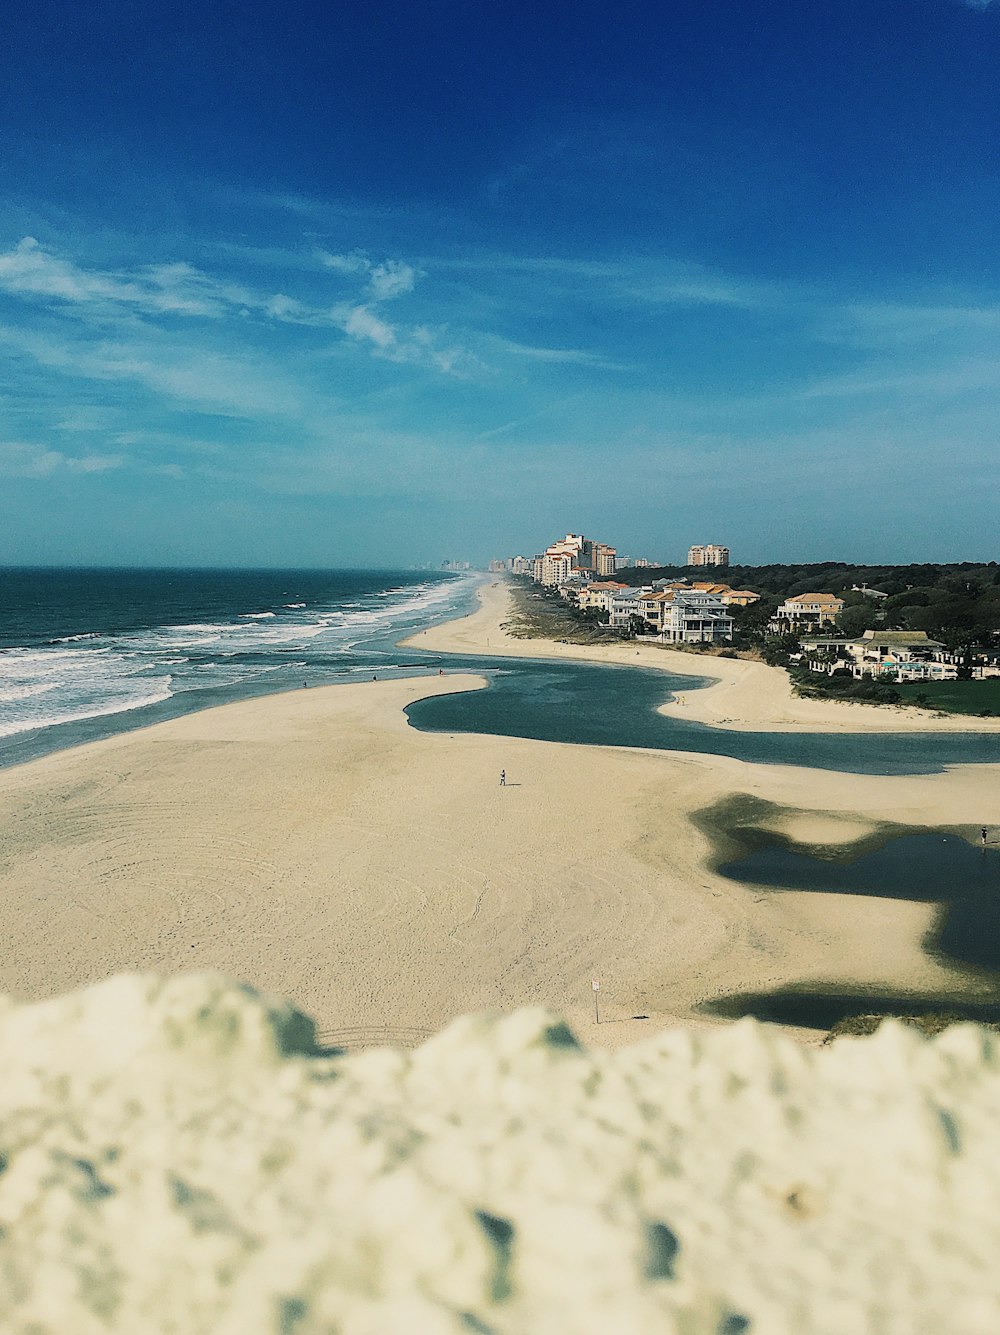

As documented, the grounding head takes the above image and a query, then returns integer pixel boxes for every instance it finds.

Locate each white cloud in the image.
[265,293,308,320]
[367,260,417,301]
[0,323,309,418]
[489,336,630,370]
[0,239,245,318]
[321,250,419,301]
[0,238,145,306]
[0,440,125,478]
[332,303,397,349]
[0,239,308,324]
[66,453,127,473]
[0,441,64,477]
[321,250,371,276]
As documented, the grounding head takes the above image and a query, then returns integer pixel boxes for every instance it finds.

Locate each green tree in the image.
[836,604,879,637]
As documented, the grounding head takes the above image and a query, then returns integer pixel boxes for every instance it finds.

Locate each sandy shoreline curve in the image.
[406,576,1000,733]
[0,577,998,1048]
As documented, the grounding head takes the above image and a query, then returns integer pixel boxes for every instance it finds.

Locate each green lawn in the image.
[894,678,1000,716]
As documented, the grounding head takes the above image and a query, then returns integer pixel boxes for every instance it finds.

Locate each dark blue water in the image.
[0,566,477,768]
[405,659,1000,775]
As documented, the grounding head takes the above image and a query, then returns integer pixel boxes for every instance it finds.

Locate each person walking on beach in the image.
[983,826,989,847]
[500,769,506,787]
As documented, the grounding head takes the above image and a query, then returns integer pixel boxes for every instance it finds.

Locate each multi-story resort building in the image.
[524,533,618,586]
[687,544,730,568]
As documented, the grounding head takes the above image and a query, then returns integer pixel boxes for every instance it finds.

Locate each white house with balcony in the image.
[609,587,653,629]
[638,590,735,643]
[770,592,845,633]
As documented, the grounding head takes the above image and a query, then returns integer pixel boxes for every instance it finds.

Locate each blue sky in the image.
[2,0,999,567]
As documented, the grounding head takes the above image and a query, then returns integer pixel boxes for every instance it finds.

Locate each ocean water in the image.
[407,659,1000,774]
[0,567,477,766]
[4,568,1000,778]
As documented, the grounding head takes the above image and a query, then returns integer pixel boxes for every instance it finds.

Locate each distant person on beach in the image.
[983,827,989,846]
[372,675,377,682]
[500,770,506,786]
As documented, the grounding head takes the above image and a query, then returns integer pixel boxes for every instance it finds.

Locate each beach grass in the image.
[824,1012,1000,1042]
[893,679,1000,716]
[501,582,620,644]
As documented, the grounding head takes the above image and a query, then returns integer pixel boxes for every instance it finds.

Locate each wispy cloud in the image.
[0,323,310,419]
[368,260,418,301]
[434,251,784,315]
[0,440,125,478]
[0,239,240,317]
[0,236,468,378]
[488,335,630,370]
[321,249,420,300]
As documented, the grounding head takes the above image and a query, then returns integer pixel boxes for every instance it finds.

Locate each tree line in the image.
[613,562,1000,652]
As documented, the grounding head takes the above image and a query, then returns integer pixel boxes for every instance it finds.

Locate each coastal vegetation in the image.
[501,581,619,644]
[823,1011,1000,1042]
[616,561,1000,649]
[613,561,1000,714]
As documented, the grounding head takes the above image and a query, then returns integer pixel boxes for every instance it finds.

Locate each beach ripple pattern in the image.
[0,975,998,1333]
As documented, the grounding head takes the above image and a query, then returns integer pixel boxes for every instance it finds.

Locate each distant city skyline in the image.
[3,1,1000,568]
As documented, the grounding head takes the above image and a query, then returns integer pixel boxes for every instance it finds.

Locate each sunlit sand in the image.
[0,580,998,1047]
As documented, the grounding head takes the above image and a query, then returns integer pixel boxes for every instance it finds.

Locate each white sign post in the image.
[592,978,600,1025]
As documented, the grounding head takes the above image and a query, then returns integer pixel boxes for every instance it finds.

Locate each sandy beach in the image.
[1,578,999,1048]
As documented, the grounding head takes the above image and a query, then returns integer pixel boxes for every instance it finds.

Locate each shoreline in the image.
[0,571,487,776]
[406,577,1000,733]
[0,579,998,1049]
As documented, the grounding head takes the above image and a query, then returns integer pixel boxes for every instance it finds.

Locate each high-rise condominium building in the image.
[687,544,730,568]
[531,533,618,584]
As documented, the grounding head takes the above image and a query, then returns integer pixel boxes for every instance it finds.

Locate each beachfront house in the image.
[655,594,734,644]
[636,590,735,643]
[845,630,952,680]
[577,581,629,614]
[609,587,653,630]
[799,629,953,680]
[713,587,760,608]
[770,593,845,633]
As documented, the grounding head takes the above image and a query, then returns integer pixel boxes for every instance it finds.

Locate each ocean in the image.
[4,566,1000,778]
[0,566,478,767]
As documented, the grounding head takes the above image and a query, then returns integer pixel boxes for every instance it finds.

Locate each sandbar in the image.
[0,580,998,1048]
